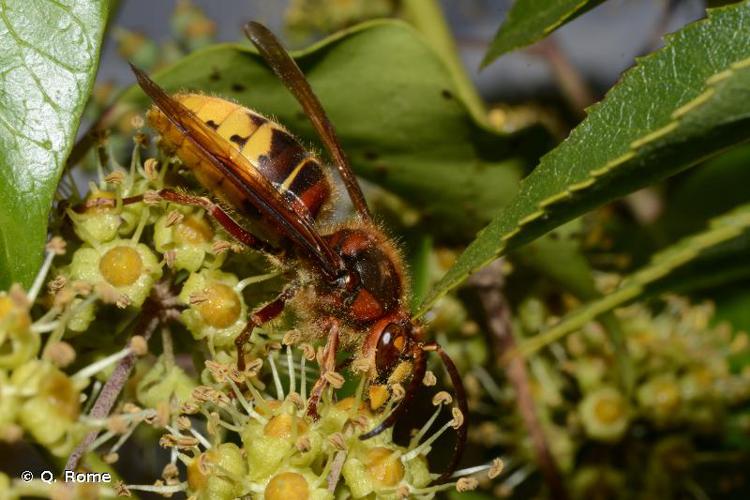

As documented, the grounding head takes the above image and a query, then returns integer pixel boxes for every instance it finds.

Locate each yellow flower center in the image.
[264,413,309,439]
[175,215,214,245]
[594,395,624,424]
[335,396,369,414]
[265,472,309,500]
[40,370,80,420]
[99,246,143,287]
[365,447,404,487]
[186,454,207,493]
[196,283,242,329]
[187,449,216,493]
[255,399,282,417]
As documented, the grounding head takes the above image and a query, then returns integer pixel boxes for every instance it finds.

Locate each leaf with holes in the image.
[93,20,545,241]
[419,2,750,315]
[520,204,750,356]
[0,0,110,289]
[482,0,606,66]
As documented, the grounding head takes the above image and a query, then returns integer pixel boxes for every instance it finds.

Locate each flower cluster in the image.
[120,348,493,499]
[0,131,500,498]
[468,296,750,498]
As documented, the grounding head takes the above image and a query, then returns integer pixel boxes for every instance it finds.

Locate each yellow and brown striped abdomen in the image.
[148,94,331,222]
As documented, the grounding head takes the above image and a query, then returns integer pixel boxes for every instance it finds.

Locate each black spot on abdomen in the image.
[229,134,249,148]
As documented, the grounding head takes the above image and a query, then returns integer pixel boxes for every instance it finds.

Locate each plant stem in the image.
[401,0,489,127]
[327,450,347,491]
[64,297,162,472]
[161,326,175,370]
[471,260,568,500]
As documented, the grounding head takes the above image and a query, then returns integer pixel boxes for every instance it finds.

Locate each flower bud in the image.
[429,296,467,334]
[69,189,122,245]
[637,374,682,426]
[187,443,247,499]
[137,357,197,409]
[66,297,97,334]
[0,371,20,441]
[649,437,693,475]
[680,366,715,402]
[154,206,224,272]
[12,360,83,456]
[571,357,607,393]
[0,294,39,369]
[519,297,547,334]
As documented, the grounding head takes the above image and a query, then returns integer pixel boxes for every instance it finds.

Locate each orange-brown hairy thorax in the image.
[147,94,331,222]
[322,226,407,325]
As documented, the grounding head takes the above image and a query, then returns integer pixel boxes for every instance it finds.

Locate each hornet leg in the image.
[235,286,297,371]
[306,319,341,419]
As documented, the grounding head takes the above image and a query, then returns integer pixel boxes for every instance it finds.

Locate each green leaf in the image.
[0,0,110,289]
[515,220,598,300]
[401,0,489,126]
[520,204,750,356]
[659,143,750,239]
[407,234,434,313]
[710,284,750,334]
[107,20,541,240]
[482,0,606,66]
[419,2,750,315]
[710,286,750,371]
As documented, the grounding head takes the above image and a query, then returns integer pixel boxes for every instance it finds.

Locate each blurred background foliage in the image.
[3,0,750,498]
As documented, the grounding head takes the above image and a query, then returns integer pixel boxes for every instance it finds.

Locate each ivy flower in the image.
[68,239,162,308]
[179,269,249,350]
[0,291,39,369]
[153,204,226,272]
[122,348,495,499]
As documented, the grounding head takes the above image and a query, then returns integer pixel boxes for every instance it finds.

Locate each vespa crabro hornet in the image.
[130,22,467,482]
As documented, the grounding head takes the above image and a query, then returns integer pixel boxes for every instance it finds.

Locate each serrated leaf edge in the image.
[504,54,750,244]
[418,42,750,317]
